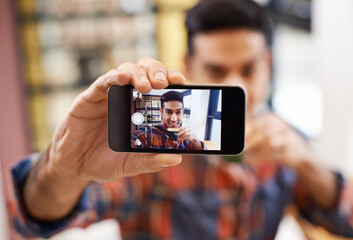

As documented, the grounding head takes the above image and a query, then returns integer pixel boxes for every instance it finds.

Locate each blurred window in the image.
[205,90,221,143]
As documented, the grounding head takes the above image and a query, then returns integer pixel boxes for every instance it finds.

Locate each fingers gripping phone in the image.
[108,85,245,155]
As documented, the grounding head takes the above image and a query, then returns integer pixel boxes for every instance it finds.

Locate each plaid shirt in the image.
[11,154,353,239]
[131,123,206,150]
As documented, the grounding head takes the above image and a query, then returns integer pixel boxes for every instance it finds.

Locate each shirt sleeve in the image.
[294,171,353,237]
[11,153,147,238]
[131,128,150,148]
[183,140,207,150]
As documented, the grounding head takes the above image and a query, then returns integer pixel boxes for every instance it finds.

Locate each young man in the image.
[11,0,353,239]
[131,91,205,150]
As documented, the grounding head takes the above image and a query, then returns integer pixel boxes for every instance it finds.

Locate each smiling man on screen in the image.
[131,90,205,150]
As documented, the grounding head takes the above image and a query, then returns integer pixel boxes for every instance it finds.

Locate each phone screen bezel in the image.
[108,84,245,155]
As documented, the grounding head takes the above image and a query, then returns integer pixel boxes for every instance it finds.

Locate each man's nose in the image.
[171,113,177,121]
[224,74,246,87]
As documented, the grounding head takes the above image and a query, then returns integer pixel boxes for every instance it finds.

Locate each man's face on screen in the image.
[186,29,271,116]
[161,101,184,128]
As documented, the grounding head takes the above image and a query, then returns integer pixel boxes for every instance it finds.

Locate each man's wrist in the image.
[294,159,338,210]
[45,158,90,190]
[191,138,203,150]
[43,150,91,205]
[23,149,90,221]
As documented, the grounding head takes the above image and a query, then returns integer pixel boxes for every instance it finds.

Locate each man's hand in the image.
[244,112,337,210]
[50,59,186,182]
[24,58,186,221]
[244,113,311,168]
[177,127,203,150]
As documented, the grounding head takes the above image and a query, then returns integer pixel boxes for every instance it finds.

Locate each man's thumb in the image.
[122,154,182,177]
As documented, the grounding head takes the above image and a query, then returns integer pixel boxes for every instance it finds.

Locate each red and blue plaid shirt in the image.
[10,153,353,239]
[131,123,206,150]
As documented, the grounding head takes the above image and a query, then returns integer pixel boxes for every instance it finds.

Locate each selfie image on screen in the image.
[130,89,222,151]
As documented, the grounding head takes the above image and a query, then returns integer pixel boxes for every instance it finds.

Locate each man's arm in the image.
[245,113,338,210]
[12,154,153,238]
[245,112,353,237]
[294,159,338,210]
[293,165,353,237]
[20,58,184,223]
[23,149,89,221]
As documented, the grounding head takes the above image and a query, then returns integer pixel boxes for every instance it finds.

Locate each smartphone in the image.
[108,84,245,155]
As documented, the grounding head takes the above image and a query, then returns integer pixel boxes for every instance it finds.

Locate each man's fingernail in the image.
[107,72,118,81]
[139,76,149,83]
[160,154,182,167]
[169,70,185,79]
[154,72,166,81]
[170,71,179,78]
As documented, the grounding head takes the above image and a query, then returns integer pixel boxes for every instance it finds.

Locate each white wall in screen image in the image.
[189,90,210,141]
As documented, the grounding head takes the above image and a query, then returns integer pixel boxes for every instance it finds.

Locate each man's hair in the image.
[185,0,273,56]
[160,91,184,109]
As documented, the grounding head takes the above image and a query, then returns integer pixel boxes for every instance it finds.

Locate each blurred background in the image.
[1,0,353,239]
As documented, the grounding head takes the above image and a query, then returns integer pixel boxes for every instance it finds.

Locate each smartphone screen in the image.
[108,85,245,155]
[131,88,222,151]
